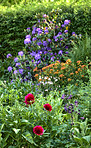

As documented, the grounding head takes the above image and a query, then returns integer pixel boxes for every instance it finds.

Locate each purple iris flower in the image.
[25,35,31,39]
[32,37,37,41]
[47,47,51,51]
[64,107,67,112]
[64,20,70,25]
[15,63,20,67]
[14,57,18,62]
[61,94,66,99]
[58,50,63,55]
[7,53,12,58]
[61,24,65,27]
[38,19,40,23]
[65,51,69,54]
[75,100,78,106]
[35,53,41,60]
[30,51,36,57]
[64,30,68,33]
[60,38,63,41]
[43,41,47,46]
[58,32,62,35]
[67,95,72,99]
[51,56,55,61]
[80,117,84,120]
[37,41,42,46]
[19,69,23,74]
[50,52,53,56]
[65,46,68,49]
[32,30,36,35]
[27,27,30,30]
[44,30,49,34]
[38,30,43,35]
[14,70,18,74]
[48,39,52,43]
[24,38,31,44]
[8,66,13,72]
[72,32,76,36]
[18,51,24,56]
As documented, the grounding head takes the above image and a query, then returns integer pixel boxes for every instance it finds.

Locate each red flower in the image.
[24,93,35,105]
[33,125,44,135]
[43,103,52,111]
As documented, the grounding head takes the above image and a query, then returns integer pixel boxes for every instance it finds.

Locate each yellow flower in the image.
[66,26,68,30]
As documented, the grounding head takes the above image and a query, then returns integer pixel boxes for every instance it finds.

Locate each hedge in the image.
[0,3,90,59]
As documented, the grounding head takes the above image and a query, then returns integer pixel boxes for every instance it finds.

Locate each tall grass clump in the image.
[69,33,91,64]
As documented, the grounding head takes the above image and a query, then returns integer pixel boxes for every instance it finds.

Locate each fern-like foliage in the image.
[69,33,91,64]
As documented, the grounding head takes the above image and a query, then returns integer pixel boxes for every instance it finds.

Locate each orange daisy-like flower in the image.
[75,71,78,74]
[68,78,71,81]
[81,65,86,68]
[78,68,82,72]
[59,74,64,77]
[61,62,65,66]
[77,60,82,64]
[54,72,59,74]
[66,59,71,64]
[48,64,54,68]
[33,67,37,72]
[70,73,74,75]
[34,74,38,77]
[38,79,42,82]
[50,68,53,71]
[81,75,84,77]
[61,67,66,70]
[56,60,60,63]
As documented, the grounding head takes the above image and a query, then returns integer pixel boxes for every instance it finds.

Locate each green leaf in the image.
[82,135,91,143]
[22,131,37,146]
[12,128,21,134]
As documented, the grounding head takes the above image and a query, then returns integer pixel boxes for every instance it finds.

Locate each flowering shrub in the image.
[34,59,89,91]
[23,13,81,69]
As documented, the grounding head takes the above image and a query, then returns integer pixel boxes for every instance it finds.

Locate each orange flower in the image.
[54,72,59,74]
[50,69,53,72]
[34,74,38,77]
[54,66,57,69]
[48,64,54,68]
[61,67,66,70]
[81,75,84,77]
[75,83,78,86]
[68,78,71,81]
[66,59,71,64]
[61,63,65,66]
[70,73,74,75]
[77,60,82,64]
[33,67,37,72]
[56,60,60,63]
[81,65,86,68]
[78,68,81,72]
[75,71,78,74]
[59,74,64,77]
[38,79,42,82]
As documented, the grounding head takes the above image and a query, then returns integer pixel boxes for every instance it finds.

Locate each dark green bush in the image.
[0,3,90,59]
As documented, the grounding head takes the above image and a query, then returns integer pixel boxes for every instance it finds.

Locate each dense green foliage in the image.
[0,1,91,59]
